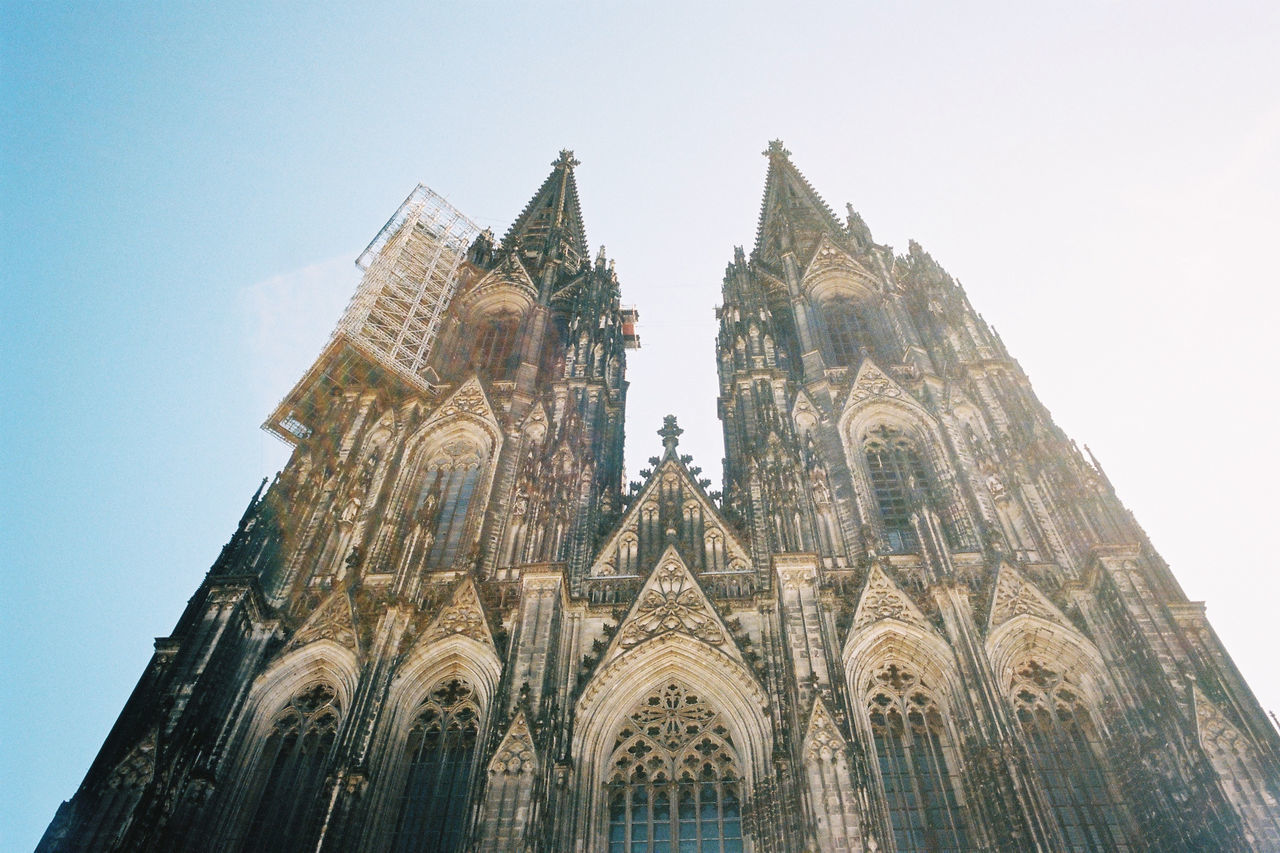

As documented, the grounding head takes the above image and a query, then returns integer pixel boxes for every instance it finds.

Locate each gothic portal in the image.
[41,145,1280,852]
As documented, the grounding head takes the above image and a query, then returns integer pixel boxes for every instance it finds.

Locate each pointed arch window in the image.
[864,426,930,553]
[388,677,481,853]
[824,298,872,366]
[242,683,341,853]
[865,664,970,852]
[1012,660,1131,852]
[606,683,745,853]
[471,310,520,378]
[414,439,485,568]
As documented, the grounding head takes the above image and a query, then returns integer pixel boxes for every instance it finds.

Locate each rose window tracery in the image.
[606,683,744,853]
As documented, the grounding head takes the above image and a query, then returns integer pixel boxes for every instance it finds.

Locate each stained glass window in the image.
[865,664,969,852]
[864,426,930,553]
[388,678,480,853]
[243,683,341,853]
[414,440,484,568]
[471,312,520,378]
[1012,660,1131,852]
[824,299,871,366]
[606,683,745,853]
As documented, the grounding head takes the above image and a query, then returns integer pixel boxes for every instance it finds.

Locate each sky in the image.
[3,1,1279,847]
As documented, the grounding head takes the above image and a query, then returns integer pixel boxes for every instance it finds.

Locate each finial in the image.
[554,149,581,168]
[658,415,683,454]
[763,139,791,160]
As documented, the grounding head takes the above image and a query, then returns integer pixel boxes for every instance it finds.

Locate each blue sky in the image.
[4,2,1279,847]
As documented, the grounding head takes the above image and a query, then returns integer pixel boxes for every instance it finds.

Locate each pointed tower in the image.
[39,153,637,853]
[43,144,1280,853]
[714,141,1280,852]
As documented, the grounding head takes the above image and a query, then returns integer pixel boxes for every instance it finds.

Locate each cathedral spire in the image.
[501,149,589,276]
[754,140,845,266]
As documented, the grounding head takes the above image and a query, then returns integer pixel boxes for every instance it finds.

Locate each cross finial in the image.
[554,149,581,168]
[658,415,683,453]
[763,139,791,160]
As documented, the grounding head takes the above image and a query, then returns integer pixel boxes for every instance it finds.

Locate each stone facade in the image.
[41,145,1280,852]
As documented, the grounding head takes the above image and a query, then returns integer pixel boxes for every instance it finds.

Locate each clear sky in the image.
[3,2,1278,847]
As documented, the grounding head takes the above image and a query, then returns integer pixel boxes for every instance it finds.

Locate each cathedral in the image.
[40,143,1280,852]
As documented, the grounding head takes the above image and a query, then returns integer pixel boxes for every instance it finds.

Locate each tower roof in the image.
[501,149,589,274]
[753,140,845,267]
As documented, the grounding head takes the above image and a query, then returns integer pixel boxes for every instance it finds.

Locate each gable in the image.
[589,457,749,577]
[986,562,1073,634]
[600,546,746,670]
[421,576,497,650]
[284,590,360,656]
[850,564,934,636]
[801,233,879,302]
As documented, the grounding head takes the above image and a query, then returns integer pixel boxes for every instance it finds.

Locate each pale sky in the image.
[4,2,1279,848]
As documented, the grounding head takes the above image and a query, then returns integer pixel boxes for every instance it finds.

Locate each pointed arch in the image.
[361,633,502,851]
[1195,688,1280,847]
[213,640,359,852]
[379,390,503,575]
[844,619,971,852]
[987,621,1134,850]
[838,369,977,554]
[575,633,771,850]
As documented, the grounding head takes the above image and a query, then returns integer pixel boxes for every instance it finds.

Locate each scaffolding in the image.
[265,185,482,443]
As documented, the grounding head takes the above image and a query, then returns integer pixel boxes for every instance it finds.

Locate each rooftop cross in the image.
[555,149,581,168]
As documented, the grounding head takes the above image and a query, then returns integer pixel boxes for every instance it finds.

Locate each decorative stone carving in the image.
[284,591,359,654]
[803,698,847,764]
[422,577,495,648]
[618,557,725,649]
[851,565,931,633]
[489,710,537,776]
[588,456,750,578]
[987,562,1064,632]
[847,359,904,405]
[436,378,492,420]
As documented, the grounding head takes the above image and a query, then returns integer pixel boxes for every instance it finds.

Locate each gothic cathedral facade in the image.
[41,145,1280,852]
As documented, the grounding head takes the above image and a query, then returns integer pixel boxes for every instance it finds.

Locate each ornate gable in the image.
[488,709,537,776]
[462,250,539,310]
[851,564,933,635]
[791,389,822,436]
[285,590,360,655]
[801,233,878,301]
[429,376,499,426]
[803,696,848,764]
[600,546,744,668]
[843,358,916,411]
[589,455,749,578]
[986,562,1071,634]
[421,576,496,649]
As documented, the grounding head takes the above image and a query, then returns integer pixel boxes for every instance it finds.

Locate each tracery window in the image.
[414,439,484,568]
[388,677,481,853]
[824,298,871,366]
[865,664,969,852]
[606,683,745,853]
[243,682,341,853]
[864,426,930,553]
[1012,660,1131,852]
[471,311,520,378]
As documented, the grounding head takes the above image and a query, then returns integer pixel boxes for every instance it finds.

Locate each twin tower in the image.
[43,144,1280,852]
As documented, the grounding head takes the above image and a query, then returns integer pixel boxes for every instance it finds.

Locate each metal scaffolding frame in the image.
[265,185,481,443]
[342,184,481,387]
